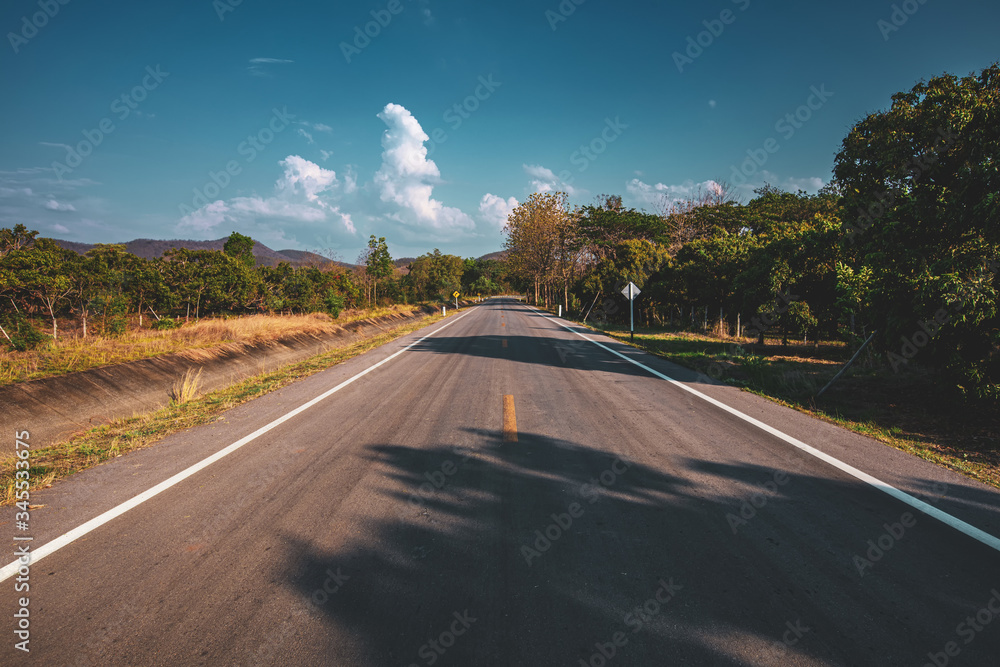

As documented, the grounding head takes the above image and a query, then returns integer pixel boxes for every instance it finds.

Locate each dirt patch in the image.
[0,306,441,453]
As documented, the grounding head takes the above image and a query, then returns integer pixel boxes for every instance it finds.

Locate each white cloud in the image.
[44,199,76,211]
[626,178,723,209]
[177,155,355,241]
[248,58,294,77]
[0,168,122,240]
[731,171,827,199]
[373,103,474,233]
[297,128,315,145]
[523,164,582,197]
[173,104,512,250]
[479,193,518,229]
[300,122,332,133]
[627,173,827,209]
[277,155,339,204]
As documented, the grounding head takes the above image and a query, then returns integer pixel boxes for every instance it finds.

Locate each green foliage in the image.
[223,231,256,266]
[150,317,181,330]
[407,249,466,301]
[324,290,345,318]
[0,311,47,351]
[835,63,1000,401]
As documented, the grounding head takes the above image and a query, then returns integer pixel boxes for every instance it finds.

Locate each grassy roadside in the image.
[0,310,446,506]
[0,304,426,387]
[557,312,1000,490]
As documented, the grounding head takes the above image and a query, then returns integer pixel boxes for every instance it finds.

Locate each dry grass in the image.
[0,311,444,505]
[171,368,203,404]
[0,305,422,386]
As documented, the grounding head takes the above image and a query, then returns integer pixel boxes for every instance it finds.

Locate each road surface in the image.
[3,298,1000,665]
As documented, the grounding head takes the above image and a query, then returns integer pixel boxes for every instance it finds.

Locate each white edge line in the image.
[530,306,1000,553]
[0,308,476,582]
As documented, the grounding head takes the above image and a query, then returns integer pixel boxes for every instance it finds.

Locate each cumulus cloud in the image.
[373,103,474,233]
[626,178,724,209]
[731,171,827,198]
[523,164,582,197]
[177,155,355,242]
[173,104,510,249]
[479,193,518,229]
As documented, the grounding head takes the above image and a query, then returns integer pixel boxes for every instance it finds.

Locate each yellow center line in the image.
[502,395,518,442]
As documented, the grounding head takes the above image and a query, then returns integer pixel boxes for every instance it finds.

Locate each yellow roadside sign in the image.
[453,291,460,297]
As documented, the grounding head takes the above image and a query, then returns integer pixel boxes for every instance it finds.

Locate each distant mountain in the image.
[275,249,357,269]
[49,238,505,270]
[50,237,359,268]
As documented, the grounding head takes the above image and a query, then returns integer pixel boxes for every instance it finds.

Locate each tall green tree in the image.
[834,63,1000,400]
[365,235,393,306]
[223,231,256,267]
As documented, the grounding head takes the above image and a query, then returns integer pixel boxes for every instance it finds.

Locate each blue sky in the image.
[1,0,998,261]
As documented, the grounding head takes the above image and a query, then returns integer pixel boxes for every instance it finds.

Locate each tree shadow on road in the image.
[274,427,1000,666]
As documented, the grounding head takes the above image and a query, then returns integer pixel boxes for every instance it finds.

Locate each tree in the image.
[407,250,465,301]
[504,192,572,305]
[834,63,1000,400]
[0,224,38,259]
[7,238,75,340]
[365,235,393,306]
[223,231,256,267]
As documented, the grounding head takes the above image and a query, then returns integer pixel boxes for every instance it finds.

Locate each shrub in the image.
[151,317,181,330]
[1,312,47,351]
[324,290,345,319]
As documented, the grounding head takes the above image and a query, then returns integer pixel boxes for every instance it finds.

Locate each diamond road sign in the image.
[621,282,641,300]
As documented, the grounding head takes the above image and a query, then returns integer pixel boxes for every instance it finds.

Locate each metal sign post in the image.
[621,282,641,341]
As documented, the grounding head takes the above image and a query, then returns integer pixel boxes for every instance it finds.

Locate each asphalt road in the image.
[3,298,1000,666]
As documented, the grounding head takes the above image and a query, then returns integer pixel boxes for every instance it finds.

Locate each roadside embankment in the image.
[0,305,445,453]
